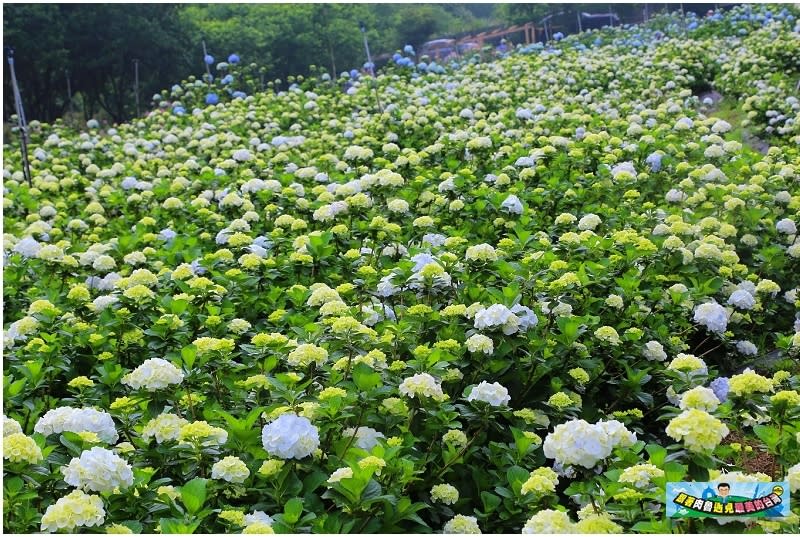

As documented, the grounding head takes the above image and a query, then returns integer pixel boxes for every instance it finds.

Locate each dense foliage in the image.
[3,4,800,534]
[2,3,495,123]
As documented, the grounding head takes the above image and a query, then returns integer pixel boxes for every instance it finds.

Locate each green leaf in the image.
[352,362,382,391]
[181,345,197,369]
[170,299,189,315]
[480,491,502,513]
[180,478,207,515]
[753,425,780,450]
[506,465,530,496]
[646,444,668,467]
[159,518,201,534]
[664,461,687,482]
[59,432,84,456]
[283,497,303,525]
[7,378,27,396]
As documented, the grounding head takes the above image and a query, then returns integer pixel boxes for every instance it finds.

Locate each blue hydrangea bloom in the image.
[554,32,564,41]
[232,91,246,99]
[205,93,219,105]
[646,152,663,172]
[392,52,402,62]
[710,377,729,402]
[349,69,359,79]
[221,74,234,85]
[159,229,177,241]
[172,106,186,116]
[204,54,214,65]
[228,53,240,64]
[403,44,415,55]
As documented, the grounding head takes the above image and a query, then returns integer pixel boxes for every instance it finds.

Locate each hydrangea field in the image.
[3,4,800,534]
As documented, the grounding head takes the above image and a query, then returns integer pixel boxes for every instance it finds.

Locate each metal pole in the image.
[202,40,212,85]
[65,69,72,103]
[680,3,686,34]
[577,12,583,33]
[5,47,32,187]
[359,22,374,76]
[133,59,140,117]
[358,22,382,113]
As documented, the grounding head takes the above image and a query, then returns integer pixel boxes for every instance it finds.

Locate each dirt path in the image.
[698,90,771,155]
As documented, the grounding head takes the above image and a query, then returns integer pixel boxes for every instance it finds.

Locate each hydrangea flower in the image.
[466,381,510,406]
[261,414,319,459]
[61,447,134,492]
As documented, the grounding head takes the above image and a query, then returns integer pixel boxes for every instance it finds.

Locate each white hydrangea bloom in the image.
[500,194,523,215]
[693,301,729,333]
[727,289,755,310]
[35,407,118,443]
[342,426,386,450]
[62,447,133,492]
[467,381,510,406]
[3,415,23,437]
[776,218,797,235]
[122,358,184,391]
[211,455,250,483]
[543,418,636,469]
[474,304,520,335]
[577,213,602,230]
[261,414,319,459]
[142,413,188,444]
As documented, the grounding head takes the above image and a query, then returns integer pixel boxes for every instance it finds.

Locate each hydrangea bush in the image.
[3,4,800,534]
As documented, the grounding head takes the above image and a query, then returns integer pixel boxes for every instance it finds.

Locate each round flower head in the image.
[543,418,635,469]
[399,373,446,401]
[500,194,523,215]
[474,304,521,335]
[40,490,105,533]
[787,463,800,493]
[693,301,729,333]
[466,381,510,406]
[642,340,668,361]
[212,456,250,483]
[575,514,623,534]
[286,343,328,368]
[728,368,773,396]
[465,243,497,262]
[431,483,459,504]
[261,413,319,459]
[3,415,23,437]
[619,463,665,488]
[443,514,481,534]
[522,509,575,534]
[465,333,494,354]
[142,413,188,444]
[4,432,43,464]
[679,386,721,412]
[34,407,118,443]
[728,289,755,310]
[578,213,602,230]
[667,353,708,375]
[342,426,385,450]
[776,218,797,235]
[665,409,729,452]
[61,447,133,493]
[122,358,184,391]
